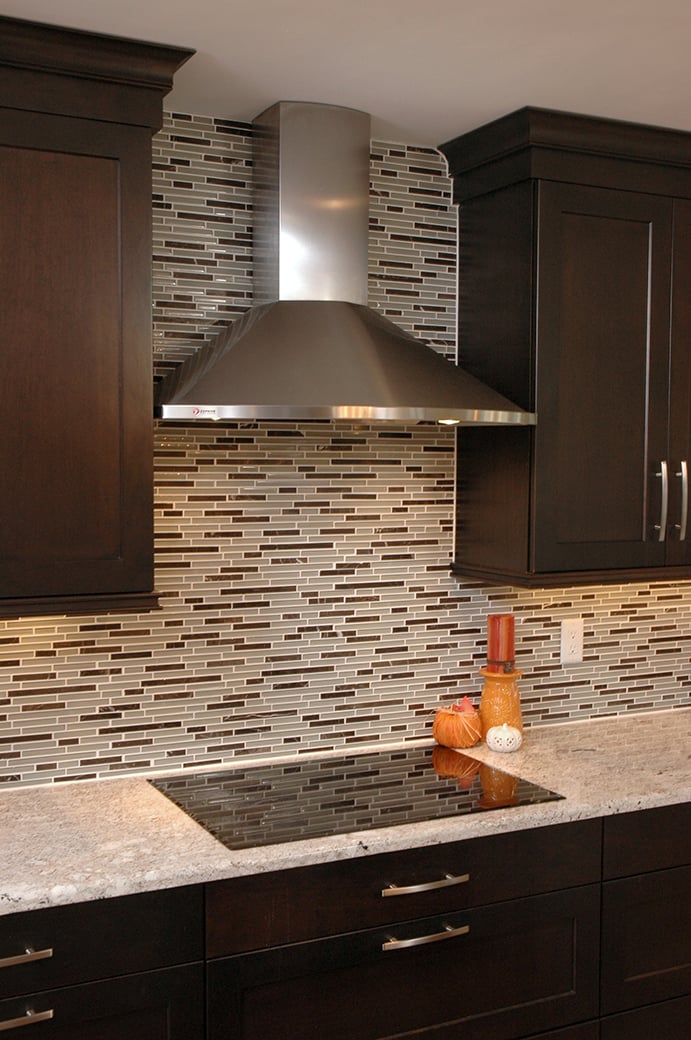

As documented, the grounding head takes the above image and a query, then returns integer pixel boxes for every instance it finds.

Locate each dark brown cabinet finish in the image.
[602,801,691,879]
[0,886,204,1038]
[522,1027,599,1040]
[441,108,691,587]
[600,994,691,1040]
[600,804,691,1021]
[209,887,600,1040]
[601,865,691,1014]
[207,822,602,1040]
[0,886,203,999]
[207,818,601,954]
[0,18,192,617]
[0,964,204,1039]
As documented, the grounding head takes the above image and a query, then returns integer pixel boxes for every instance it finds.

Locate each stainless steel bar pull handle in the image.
[382,923,470,951]
[0,947,53,970]
[0,1009,54,1033]
[655,460,669,541]
[382,872,470,897]
[675,460,689,541]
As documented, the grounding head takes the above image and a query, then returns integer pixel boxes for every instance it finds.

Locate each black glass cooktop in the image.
[150,745,563,851]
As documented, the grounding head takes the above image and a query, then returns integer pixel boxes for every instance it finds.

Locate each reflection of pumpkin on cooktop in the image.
[432,696,482,749]
[431,747,518,806]
[431,745,481,788]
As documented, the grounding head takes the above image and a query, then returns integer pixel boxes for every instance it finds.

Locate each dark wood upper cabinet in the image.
[440,107,691,586]
[0,17,193,617]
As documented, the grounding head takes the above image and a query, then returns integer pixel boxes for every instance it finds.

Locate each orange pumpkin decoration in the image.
[432,697,482,749]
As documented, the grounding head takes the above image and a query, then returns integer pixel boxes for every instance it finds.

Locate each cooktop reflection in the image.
[150,745,563,851]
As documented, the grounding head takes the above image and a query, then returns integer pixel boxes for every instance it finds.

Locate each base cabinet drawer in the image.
[207,819,601,954]
[600,864,691,1013]
[603,803,691,878]
[208,885,600,1040]
[0,963,203,1039]
[0,887,203,999]
[600,994,691,1040]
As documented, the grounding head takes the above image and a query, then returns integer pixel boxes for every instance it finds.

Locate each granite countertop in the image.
[0,708,688,917]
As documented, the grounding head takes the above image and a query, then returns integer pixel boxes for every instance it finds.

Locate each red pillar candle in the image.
[487,613,515,672]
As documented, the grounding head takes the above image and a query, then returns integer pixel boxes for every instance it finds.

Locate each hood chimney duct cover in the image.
[156,101,534,426]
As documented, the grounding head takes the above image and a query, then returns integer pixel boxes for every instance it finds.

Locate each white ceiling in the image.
[4,0,691,146]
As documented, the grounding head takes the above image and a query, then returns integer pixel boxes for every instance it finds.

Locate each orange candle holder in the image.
[479,667,523,737]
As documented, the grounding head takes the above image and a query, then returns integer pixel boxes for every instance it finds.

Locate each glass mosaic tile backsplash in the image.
[0,112,689,787]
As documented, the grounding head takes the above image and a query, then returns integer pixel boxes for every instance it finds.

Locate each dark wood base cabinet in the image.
[601,864,691,1013]
[0,964,203,1039]
[207,821,602,1040]
[3,805,689,1039]
[523,1028,598,1040]
[0,886,204,1039]
[600,995,691,1040]
[206,805,691,1040]
[600,803,691,1038]
[208,888,599,1040]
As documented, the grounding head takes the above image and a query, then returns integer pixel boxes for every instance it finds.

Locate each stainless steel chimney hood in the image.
[155,101,534,426]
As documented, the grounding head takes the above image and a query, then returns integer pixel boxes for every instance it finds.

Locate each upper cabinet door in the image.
[0,115,153,602]
[0,17,192,616]
[532,182,674,573]
[665,199,691,567]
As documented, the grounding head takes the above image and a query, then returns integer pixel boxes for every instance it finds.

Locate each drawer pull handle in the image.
[0,1009,54,1033]
[382,923,470,951]
[382,872,470,897]
[0,948,53,970]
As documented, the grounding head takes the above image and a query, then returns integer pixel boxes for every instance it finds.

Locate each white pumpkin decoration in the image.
[485,723,523,753]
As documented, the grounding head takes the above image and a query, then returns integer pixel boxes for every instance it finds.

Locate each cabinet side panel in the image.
[458,180,535,407]
[455,426,532,575]
[454,181,534,575]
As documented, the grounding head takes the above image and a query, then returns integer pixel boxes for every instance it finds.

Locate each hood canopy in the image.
[155,101,534,426]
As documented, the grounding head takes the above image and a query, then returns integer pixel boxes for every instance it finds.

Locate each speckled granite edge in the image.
[0,709,688,916]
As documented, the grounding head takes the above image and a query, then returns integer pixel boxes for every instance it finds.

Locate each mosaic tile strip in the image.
[368,142,456,361]
[0,111,688,788]
[152,113,255,378]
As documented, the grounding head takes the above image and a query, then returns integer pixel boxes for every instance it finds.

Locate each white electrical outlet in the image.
[560,617,584,664]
